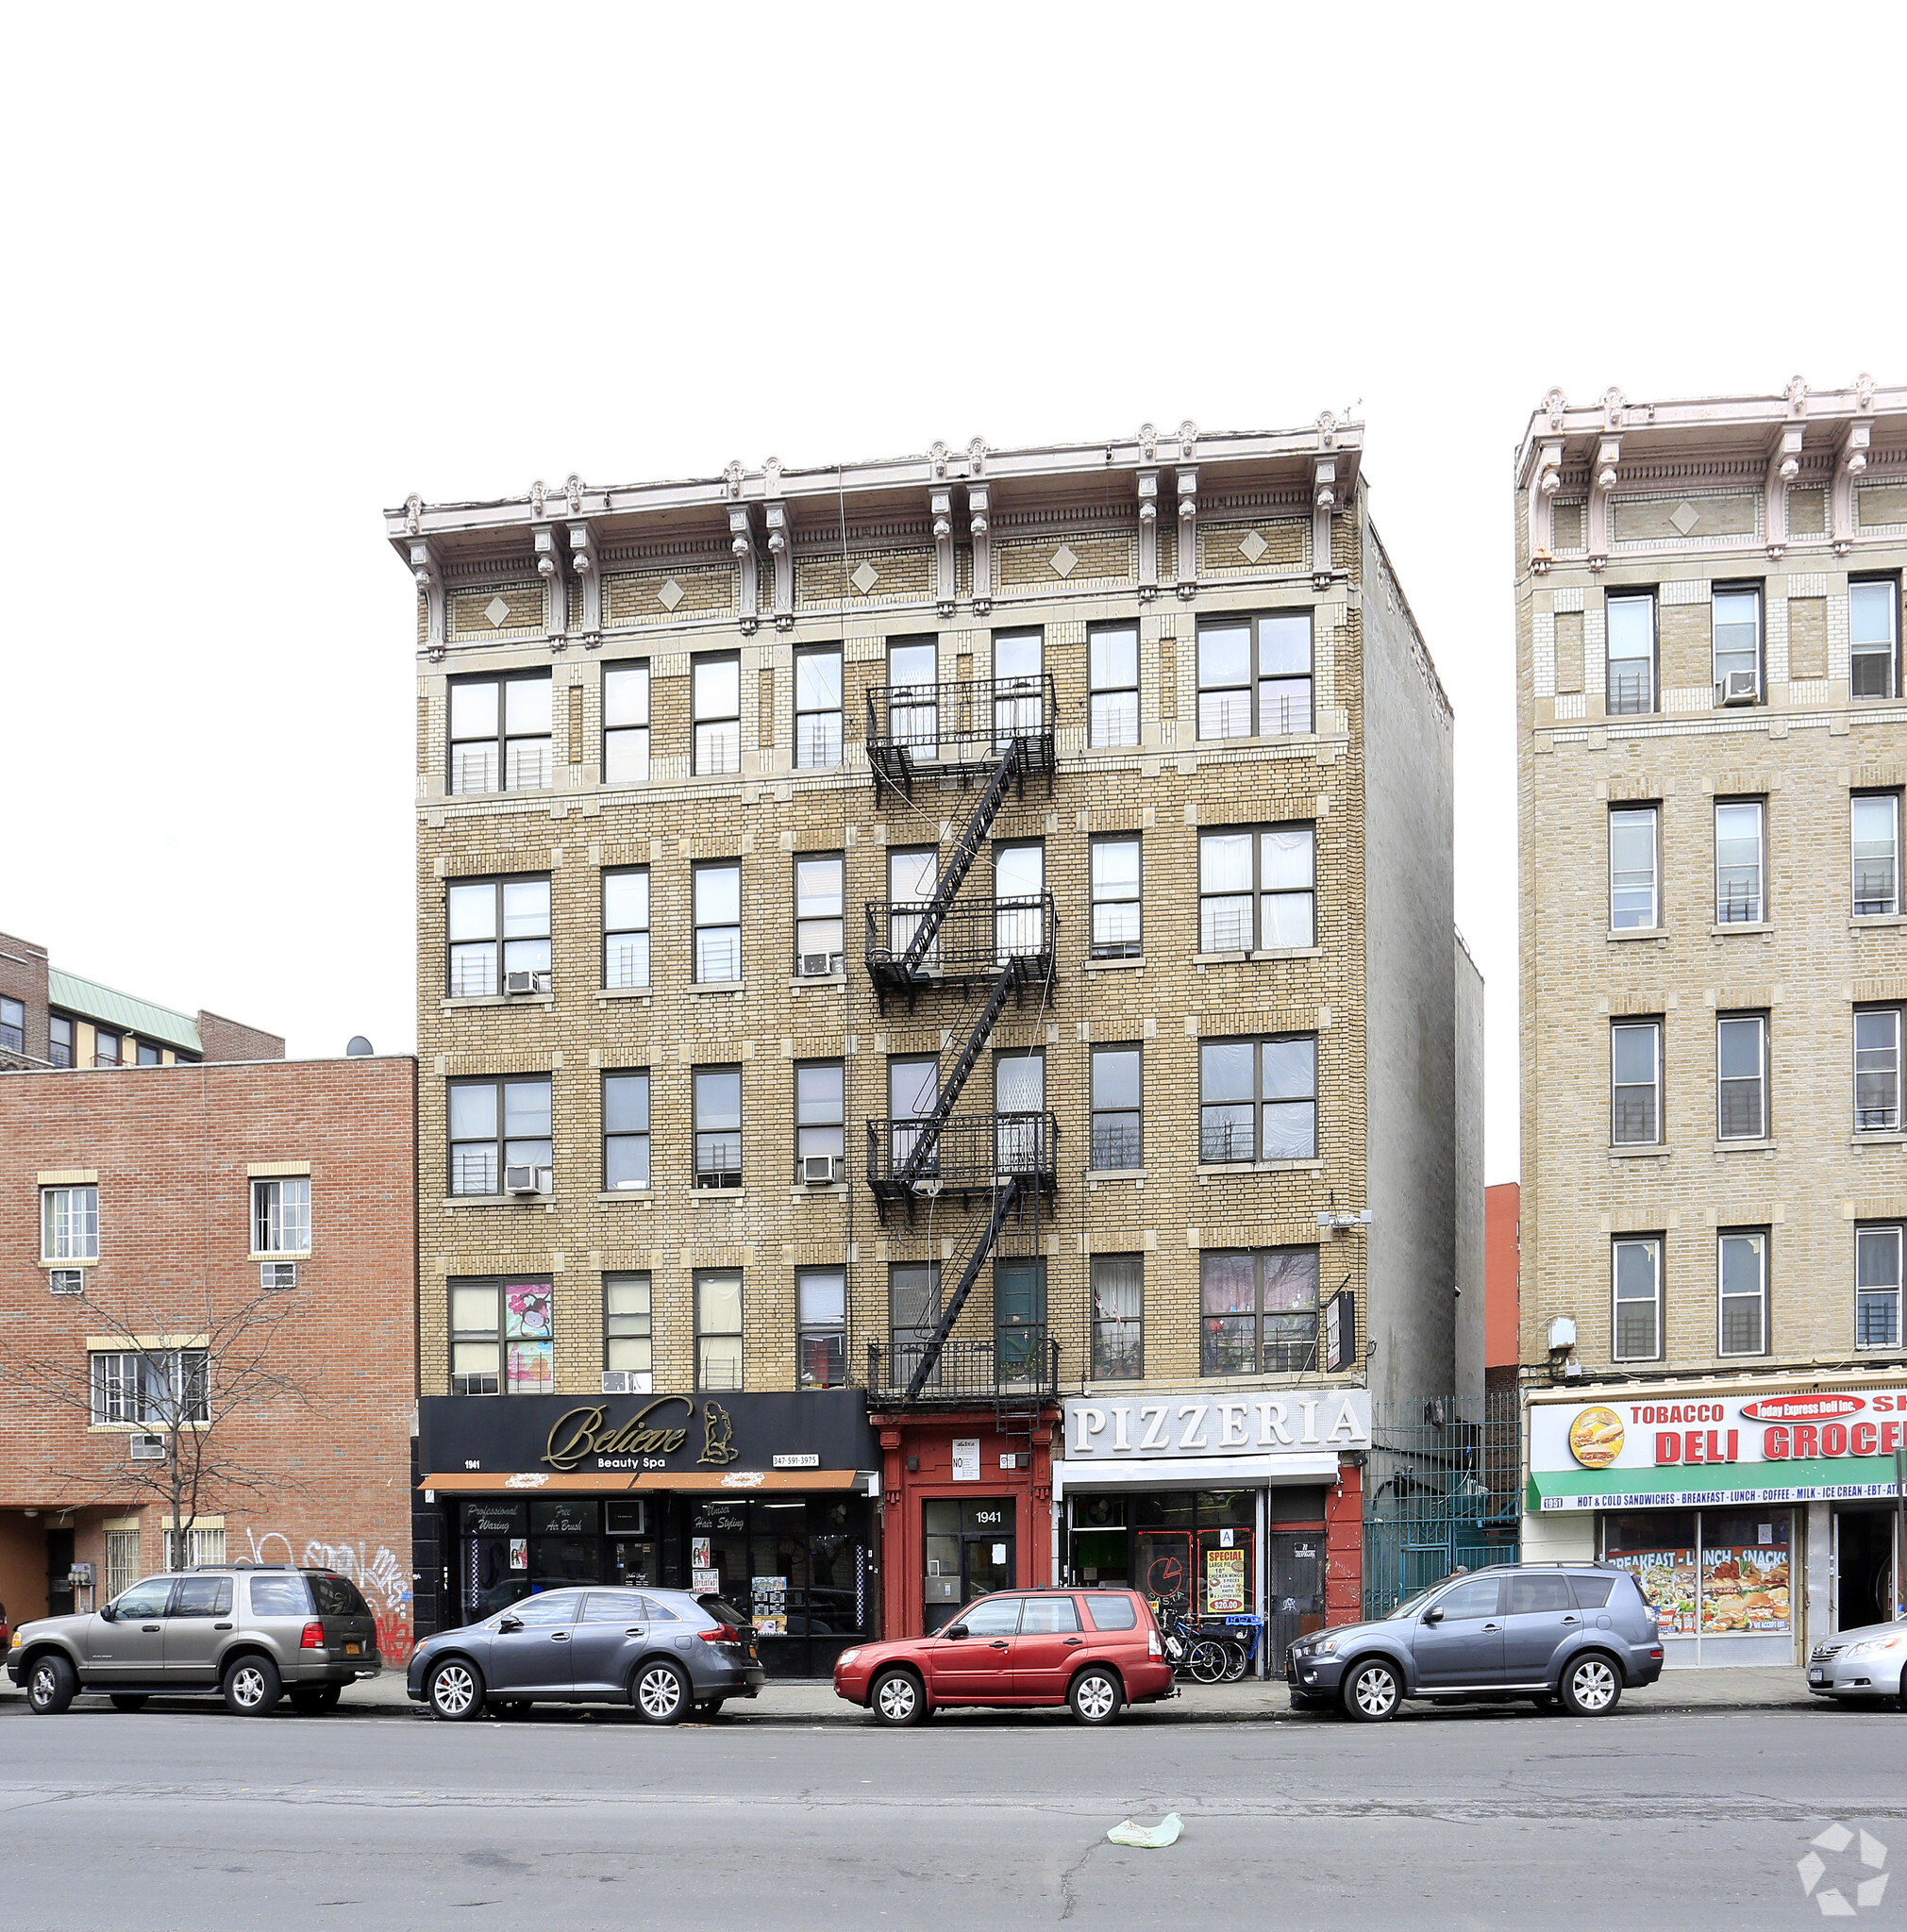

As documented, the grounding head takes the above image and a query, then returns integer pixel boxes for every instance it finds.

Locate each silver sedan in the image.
[1808,1618,1907,1708]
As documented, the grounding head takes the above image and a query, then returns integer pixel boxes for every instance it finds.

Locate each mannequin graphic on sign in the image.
[698,1402,739,1466]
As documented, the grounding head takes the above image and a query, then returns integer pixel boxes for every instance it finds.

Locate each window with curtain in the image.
[1091,1255,1143,1378]
[696,1271,744,1390]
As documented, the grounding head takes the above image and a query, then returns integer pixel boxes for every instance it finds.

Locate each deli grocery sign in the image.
[1530,1385,1907,1510]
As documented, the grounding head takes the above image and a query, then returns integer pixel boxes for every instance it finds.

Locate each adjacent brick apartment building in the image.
[1516,375,1907,1662]
[391,420,1478,1670]
[0,1057,418,1659]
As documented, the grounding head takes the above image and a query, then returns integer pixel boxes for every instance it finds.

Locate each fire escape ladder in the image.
[904,1180,1022,1401]
[896,971,1016,1185]
[898,736,1024,979]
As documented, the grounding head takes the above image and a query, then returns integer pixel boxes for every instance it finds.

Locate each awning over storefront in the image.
[421,1469,867,1494]
[1056,1453,1341,1495]
[1531,1456,1907,1512]
[632,1470,861,1492]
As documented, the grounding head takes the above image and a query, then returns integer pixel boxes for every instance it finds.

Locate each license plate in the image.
[345,1642,361,1656]
[1809,1668,1823,1684]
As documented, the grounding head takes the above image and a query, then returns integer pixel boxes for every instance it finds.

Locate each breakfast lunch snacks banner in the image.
[1604,1515,1791,1636]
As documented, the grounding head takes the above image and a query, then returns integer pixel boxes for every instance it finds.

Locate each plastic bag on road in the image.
[1106,1813,1183,1848]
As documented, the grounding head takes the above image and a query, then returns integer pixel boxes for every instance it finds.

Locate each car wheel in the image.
[870,1668,926,1727]
[109,1694,150,1712]
[1340,1657,1401,1723]
[427,1658,485,1722]
[1559,1653,1622,1717]
[631,1660,691,1725]
[223,1655,283,1716]
[27,1655,77,1715]
[290,1687,342,1716]
[1069,1668,1124,1725]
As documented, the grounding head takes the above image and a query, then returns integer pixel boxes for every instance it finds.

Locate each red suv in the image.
[833,1588,1177,1725]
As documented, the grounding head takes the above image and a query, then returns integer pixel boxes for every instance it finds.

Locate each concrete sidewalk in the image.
[8,1662,1826,1722]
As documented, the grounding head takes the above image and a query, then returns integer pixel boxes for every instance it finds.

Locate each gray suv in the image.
[1286,1563,1664,1721]
[408,1587,765,1724]
[7,1565,381,1716]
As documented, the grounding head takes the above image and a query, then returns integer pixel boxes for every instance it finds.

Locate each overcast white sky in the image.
[6,4,1903,1183]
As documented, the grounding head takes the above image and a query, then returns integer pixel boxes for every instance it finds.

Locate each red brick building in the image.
[0,1057,418,1658]
[1484,1182,1520,1391]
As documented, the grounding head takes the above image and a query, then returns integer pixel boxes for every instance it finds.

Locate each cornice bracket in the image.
[1764,422,1805,563]
[1527,437,1564,576]
[1312,456,1338,591]
[765,498,795,632]
[1832,412,1873,559]
[930,485,956,618]
[729,504,761,636]
[1586,435,1621,573]
[1175,464,1198,601]
[966,482,992,615]
[1136,468,1160,601]
[410,538,446,660]
[534,525,570,648]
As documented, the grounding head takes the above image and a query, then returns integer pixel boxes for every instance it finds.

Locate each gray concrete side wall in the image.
[1453,933,1486,1400]
[1360,514,1460,1403]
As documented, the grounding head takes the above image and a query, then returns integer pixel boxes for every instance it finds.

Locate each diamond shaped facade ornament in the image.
[1050,544,1079,578]
[483,595,512,627]
[657,577,684,610]
[1238,530,1268,563]
[1669,501,1701,536]
[850,560,880,595]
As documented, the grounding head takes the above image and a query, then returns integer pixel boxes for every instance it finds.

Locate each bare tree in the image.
[4,1283,311,1576]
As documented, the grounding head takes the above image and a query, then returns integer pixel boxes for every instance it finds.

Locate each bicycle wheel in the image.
[1188,1640,1230,1684]
[1221,1641,1249,1683]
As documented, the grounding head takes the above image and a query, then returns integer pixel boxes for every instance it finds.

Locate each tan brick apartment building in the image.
[1515,376,1907,1665]
[0,1057,418,1658]
[392,421,1478,1669]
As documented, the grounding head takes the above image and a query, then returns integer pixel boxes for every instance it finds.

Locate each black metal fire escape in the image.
[862,673,1059,1403]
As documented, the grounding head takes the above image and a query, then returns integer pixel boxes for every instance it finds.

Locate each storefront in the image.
[416,1389,879,1677]
[1527,1378,1907,1668]
[1054,1390,1372,1674]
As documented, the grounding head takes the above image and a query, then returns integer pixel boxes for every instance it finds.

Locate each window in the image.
[165,1527,226,1572]
[795,1060,845,1177]
[446,875,551,997]
[1089,624,1140,746]
[795,855,844,972]
[1090,1254,1143,1379]
[449,673,552,793]
[252,1176,310,1255]
[94,1029,122,1069]
[0,996,22,1054]
[1715,1013,1767,1141]
[89,1348,209,1425]
[104,1527,141,1600]
[695,1270,744,1390]
[1089,836,1141,958]
[1199,1248,1319,1374]
[995,1257,1046,1376]
[448,1076,552,1195]
[887,847,938,965]
[995,1048,1045,1173]
[136,1041,161,1066]
[1712,585,1762,697]
[1856,1224,1903,1350]
[171,1574,233,1618]
[797,1268,845,1388]
[603,661,651,783]
[694,861,742,983]
[42,1184,99,1261]
[693,654,742,774]
[603,1072,651,1190]
[448,1276,553,1395]
[1506,1574,1575,1616]
[1855,1007,1901,1132]
[1609,807,1659,929]
[887,1057,939,1174]
[993,629,1044,745]
[604,1272,652,1378]
[1090,1045,1142,1169]
[1612,1236,1663,1361]
[889,1262,942,1387]
[1605,592,1656,714]
[48,1014,73,1068]
[1714,800,1765,924]
[1198,826,1314,952]
[887,638,939,753]
[1200,1036,1317,1162]
[1611,1019,1662,1145]
[795,647,843,768]
[1852,793,1900,917]
[1849,580,1899,700]
[603,868,651,988]
[1197,611,1313,739]
[1717,1229,1767,1356]
[694,1066,743,1188]
[994,841,1046,962]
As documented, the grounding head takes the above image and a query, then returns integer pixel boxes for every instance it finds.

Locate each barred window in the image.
[603,868,651,989]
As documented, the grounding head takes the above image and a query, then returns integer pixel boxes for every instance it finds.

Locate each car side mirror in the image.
[498,1614,523,1633]
[99,1603,117,1624]
[945,1624,967,1641]
[1422,1607,1444,1625]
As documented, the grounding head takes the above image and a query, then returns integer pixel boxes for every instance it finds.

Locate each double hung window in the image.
[1609,807,1659,929]
[1605,592,1656,714]
[1089,1045,1142,1170]
[1715,1014,1767,1141]
[136,1042,160,1066]
[693,1066,743,1188]
[604,1273,653,1379]
[795,1061,845,1177]
[1196,611,1313,739]
[1199,1248,1319,1374]
[449,673,552,793]
[252,1177,310,1255]
[694,862,742,983]
[94,1030,122,1068]
[1198,826,1314,952]
[1854,1007,1901,1132]
[795,856,844,972]
[1717,1230,1767,1356]
[795,647,844,768]
[1850,579,1901,700]
[1199,1036,1317,1162]
[1613,1237,1663,1361]
[1611,1020,1662,1145]
[0,997,22,1055]
[695,1271,744,1390]
[886,848,938,965]
[993,630,1044,745]
[1090,1255,1144,1379]
[1089,837,1141,958]
[89,1347,209,1425]
[994,842,1046,963]
[1088,625,1140,746]
[448,1077,552,1195]
[692,655,742,774]
[889,1262,942,1389]
[1714,801,1765,924]
[449,1276,553,1395]
[1855,1225,1903,1350]
[797,1268,845,1388]
[42,1185,98,1261]
[886,639,938,754]
[446,875,551,996]
[48,1015,73,1067]
[602,868,651,988]
[1851,793,1900,917]
[887,1057,939,1175]
[602,661,651,784]
[603,1072,651,1191]
[1712,586,1762,699]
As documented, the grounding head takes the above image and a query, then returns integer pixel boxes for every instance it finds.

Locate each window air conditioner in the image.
[802,1155,840,1184]
[504,1164,550,1195]
[600,1370,655,1396]
[261,1260,298,1291]
[796,954,834,977]
[503,969,543,996]
[47,1269,84,1296]
[129,1434,167,1461]
[1716,672,1759,706]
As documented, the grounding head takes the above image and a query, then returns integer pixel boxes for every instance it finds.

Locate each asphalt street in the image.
[1,1696,1901,1931]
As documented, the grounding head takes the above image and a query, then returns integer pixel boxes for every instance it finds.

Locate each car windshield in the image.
[1385,1575,1480,1621]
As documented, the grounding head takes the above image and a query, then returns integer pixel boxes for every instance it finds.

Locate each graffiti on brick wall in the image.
[241,1529,413,1661]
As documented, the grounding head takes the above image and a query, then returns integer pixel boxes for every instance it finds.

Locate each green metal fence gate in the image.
[1363,1391,1521,1619]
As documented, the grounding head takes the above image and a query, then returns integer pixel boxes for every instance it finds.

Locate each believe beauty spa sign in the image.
[1530,1383,1907,1511]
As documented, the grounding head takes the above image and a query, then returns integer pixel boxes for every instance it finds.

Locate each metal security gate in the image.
[1363,1391,1520,1619]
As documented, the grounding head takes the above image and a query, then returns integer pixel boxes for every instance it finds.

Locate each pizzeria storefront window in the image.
[1601,1507,1792,1643]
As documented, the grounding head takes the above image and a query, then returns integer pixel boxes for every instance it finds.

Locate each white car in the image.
[1808,1618,1907,1708]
